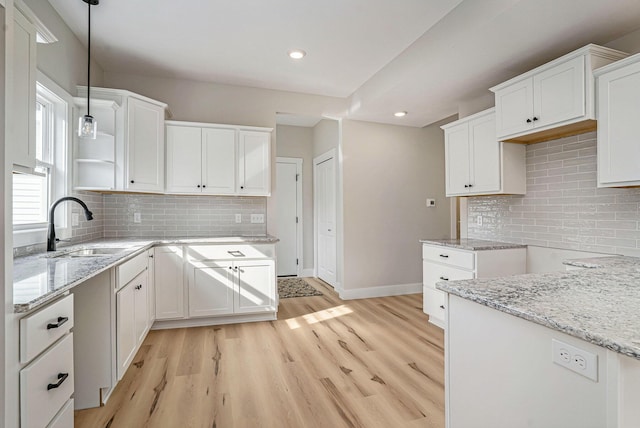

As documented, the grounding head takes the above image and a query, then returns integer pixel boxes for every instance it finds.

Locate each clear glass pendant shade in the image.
[78,114,97,139]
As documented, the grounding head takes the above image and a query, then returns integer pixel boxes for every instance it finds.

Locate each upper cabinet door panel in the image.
[494,78,534,139]
[533,55,585,128]
[469,114,500,193]
[238,131,270,196]
[202,128,236,194]
[444,123,471,196]
[166,125,202,193]
[126,97,165,192]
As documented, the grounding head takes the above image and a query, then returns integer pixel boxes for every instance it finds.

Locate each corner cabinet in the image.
[595,53,640,188]
[166,121,272,196]
[75,87,168,193]
[490,44,627,144]
[442,108,525,197]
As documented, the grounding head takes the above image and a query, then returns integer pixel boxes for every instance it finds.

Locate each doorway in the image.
[276,158,302,276]
[314,150,337,287]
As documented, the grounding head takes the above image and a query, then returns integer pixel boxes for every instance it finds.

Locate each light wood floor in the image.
[75,278,445,428]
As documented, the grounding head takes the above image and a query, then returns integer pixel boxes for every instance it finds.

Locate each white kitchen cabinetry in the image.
[76,87,168,193]
[188,260,235,317]
[595,53,640,188]
[18,294,74,428]
[165,121,272,196]
[422,243,525,328]
[491,44,627,144]
[442,108,525,196]
[11,7,37,169]
[154,246,185,320]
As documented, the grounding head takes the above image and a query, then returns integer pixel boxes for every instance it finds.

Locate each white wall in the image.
[313,119,340,157]
[340,119,450,294]
[275,124,314,271]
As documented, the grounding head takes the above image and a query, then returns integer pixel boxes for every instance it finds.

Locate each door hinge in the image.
[296,258,299,265]
[295,173,299,182]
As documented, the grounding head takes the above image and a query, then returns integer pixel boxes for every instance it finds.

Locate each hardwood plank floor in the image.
[75,278,445,428]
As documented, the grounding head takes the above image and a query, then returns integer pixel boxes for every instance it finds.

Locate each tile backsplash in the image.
[102,194,267,238]
[467,131,640,257]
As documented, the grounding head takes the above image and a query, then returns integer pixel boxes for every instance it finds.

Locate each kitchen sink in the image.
[48,247,129,258]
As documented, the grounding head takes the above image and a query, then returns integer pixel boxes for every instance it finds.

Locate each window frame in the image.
[13,70,72,248]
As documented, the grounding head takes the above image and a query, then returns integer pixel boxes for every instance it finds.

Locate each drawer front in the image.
[186,244,274,261]
[20,294,74,364]
[423,261,474,291]
[423,288,445,322]
[117,251,148,290]
[21,333,74,428]
[422,244,475,270]
[47,398,74,428]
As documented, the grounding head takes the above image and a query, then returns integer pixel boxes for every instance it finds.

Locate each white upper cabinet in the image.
[491,44,627,144]
[442,108,525,197]
[75,87,168,193]
[166,121,271,196]
[595,53,640,187]
[11,8,37,169]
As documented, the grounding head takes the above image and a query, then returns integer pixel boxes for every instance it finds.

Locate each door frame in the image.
[313,149,336,286]
[276,157,303,276]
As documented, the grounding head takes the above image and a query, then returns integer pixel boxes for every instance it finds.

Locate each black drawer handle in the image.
[135,284,143,290]
[439,254,449,258]
[439,305,445,310]
[526,118,532,123]
[439,276,449,281]
[47,372,69,390]
[47,317,69,330]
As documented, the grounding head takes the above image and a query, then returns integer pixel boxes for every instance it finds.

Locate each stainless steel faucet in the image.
[47,197,94,251]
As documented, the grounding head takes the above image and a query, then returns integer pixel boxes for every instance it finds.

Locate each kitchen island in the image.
[437,255,640,428]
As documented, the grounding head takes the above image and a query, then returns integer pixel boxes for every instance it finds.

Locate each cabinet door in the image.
[202,128,236,194]
[11,9,37,168]
[237,131,270,195]
[495,78,534,139]
[469,114,501,194]
[533,55,585,129]
[188,261,235,317]
[126,97,165,192]
[133,271,149,344]
[597,60,640,186]
[147,249,155,324]
[154,246,185,320]
[234,260,276,314]
[116,282,136,380]
[166,125,202,193]
[444,123,471,196]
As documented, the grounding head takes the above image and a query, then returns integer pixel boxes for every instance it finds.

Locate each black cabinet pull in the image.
[202,185,206,188]
[47,372,69,390]
[533,117,538,121]
[197,184,201,188]
[240,185,244,190]
[439,254,449,258]
[439,305,445,310]
[526,118,532,123]
[135,284,142,290]
[149,254,154,258]
[130,180,135,184]
[464,184,469,188]
[439,276,449,281]
[47,317,69,330]
[468,184,473,188]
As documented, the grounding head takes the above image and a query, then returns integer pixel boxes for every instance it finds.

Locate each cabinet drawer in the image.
[21,333,74,428]
[186,244,274,261]
[47,398,74,428]
[423,288,445,322]
[423,262,475,291]
[422,245,475,270]
[20,294,74,364]
[117,251,148,290]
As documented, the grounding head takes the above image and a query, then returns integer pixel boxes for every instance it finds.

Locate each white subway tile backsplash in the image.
[467,134,640,256]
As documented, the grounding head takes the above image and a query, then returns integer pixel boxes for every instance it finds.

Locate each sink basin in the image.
[48,247,129,258]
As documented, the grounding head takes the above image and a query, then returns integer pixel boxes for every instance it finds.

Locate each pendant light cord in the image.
[87,0,91,117]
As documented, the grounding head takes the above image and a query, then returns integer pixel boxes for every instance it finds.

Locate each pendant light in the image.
[78,0,99,139]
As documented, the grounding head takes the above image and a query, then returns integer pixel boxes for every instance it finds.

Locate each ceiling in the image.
[49,0,640,127]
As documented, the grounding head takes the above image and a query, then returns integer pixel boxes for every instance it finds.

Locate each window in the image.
[13,72,71,247]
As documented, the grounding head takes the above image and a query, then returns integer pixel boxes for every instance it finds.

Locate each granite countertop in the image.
[437,256,640,360]
[13,235,279,313]
[420,238,527,251]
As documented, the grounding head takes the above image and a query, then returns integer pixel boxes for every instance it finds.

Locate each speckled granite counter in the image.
[420,238,527,251]
[13,235,278,313]
[437,256,640,360]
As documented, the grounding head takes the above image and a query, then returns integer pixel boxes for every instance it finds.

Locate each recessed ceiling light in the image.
[394,111,407,117]
[288,49,307,60]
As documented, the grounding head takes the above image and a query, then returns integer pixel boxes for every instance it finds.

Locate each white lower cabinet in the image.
[234,260,276,314]
[154,246,185,320]
[116,267,149,379]
[189,261,235,317]
[422,243,526,328]
[47,399,74,428]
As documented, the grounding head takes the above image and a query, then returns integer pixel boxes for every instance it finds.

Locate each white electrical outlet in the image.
[552,339,598,382]
[134,212,141,223]
[71,213,80,226]
[477,215,483,226]
[235,214,242,223]
[251,214,265,224]
[426,198,436,207]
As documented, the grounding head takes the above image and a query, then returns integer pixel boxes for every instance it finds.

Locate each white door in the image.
[202,128,236,194]
[276,160,300,276]
[126,97,165,192]
[316,155,337,286]
[166,125,202,193]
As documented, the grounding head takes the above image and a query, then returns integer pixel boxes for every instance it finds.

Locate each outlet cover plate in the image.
[133,212,141,223]
[251,214,265,224]
[552,339,598,382]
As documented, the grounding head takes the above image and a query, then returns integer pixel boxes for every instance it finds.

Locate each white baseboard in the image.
[151,312,277,330]
[299,268,314,277]
[339,282,422,300]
